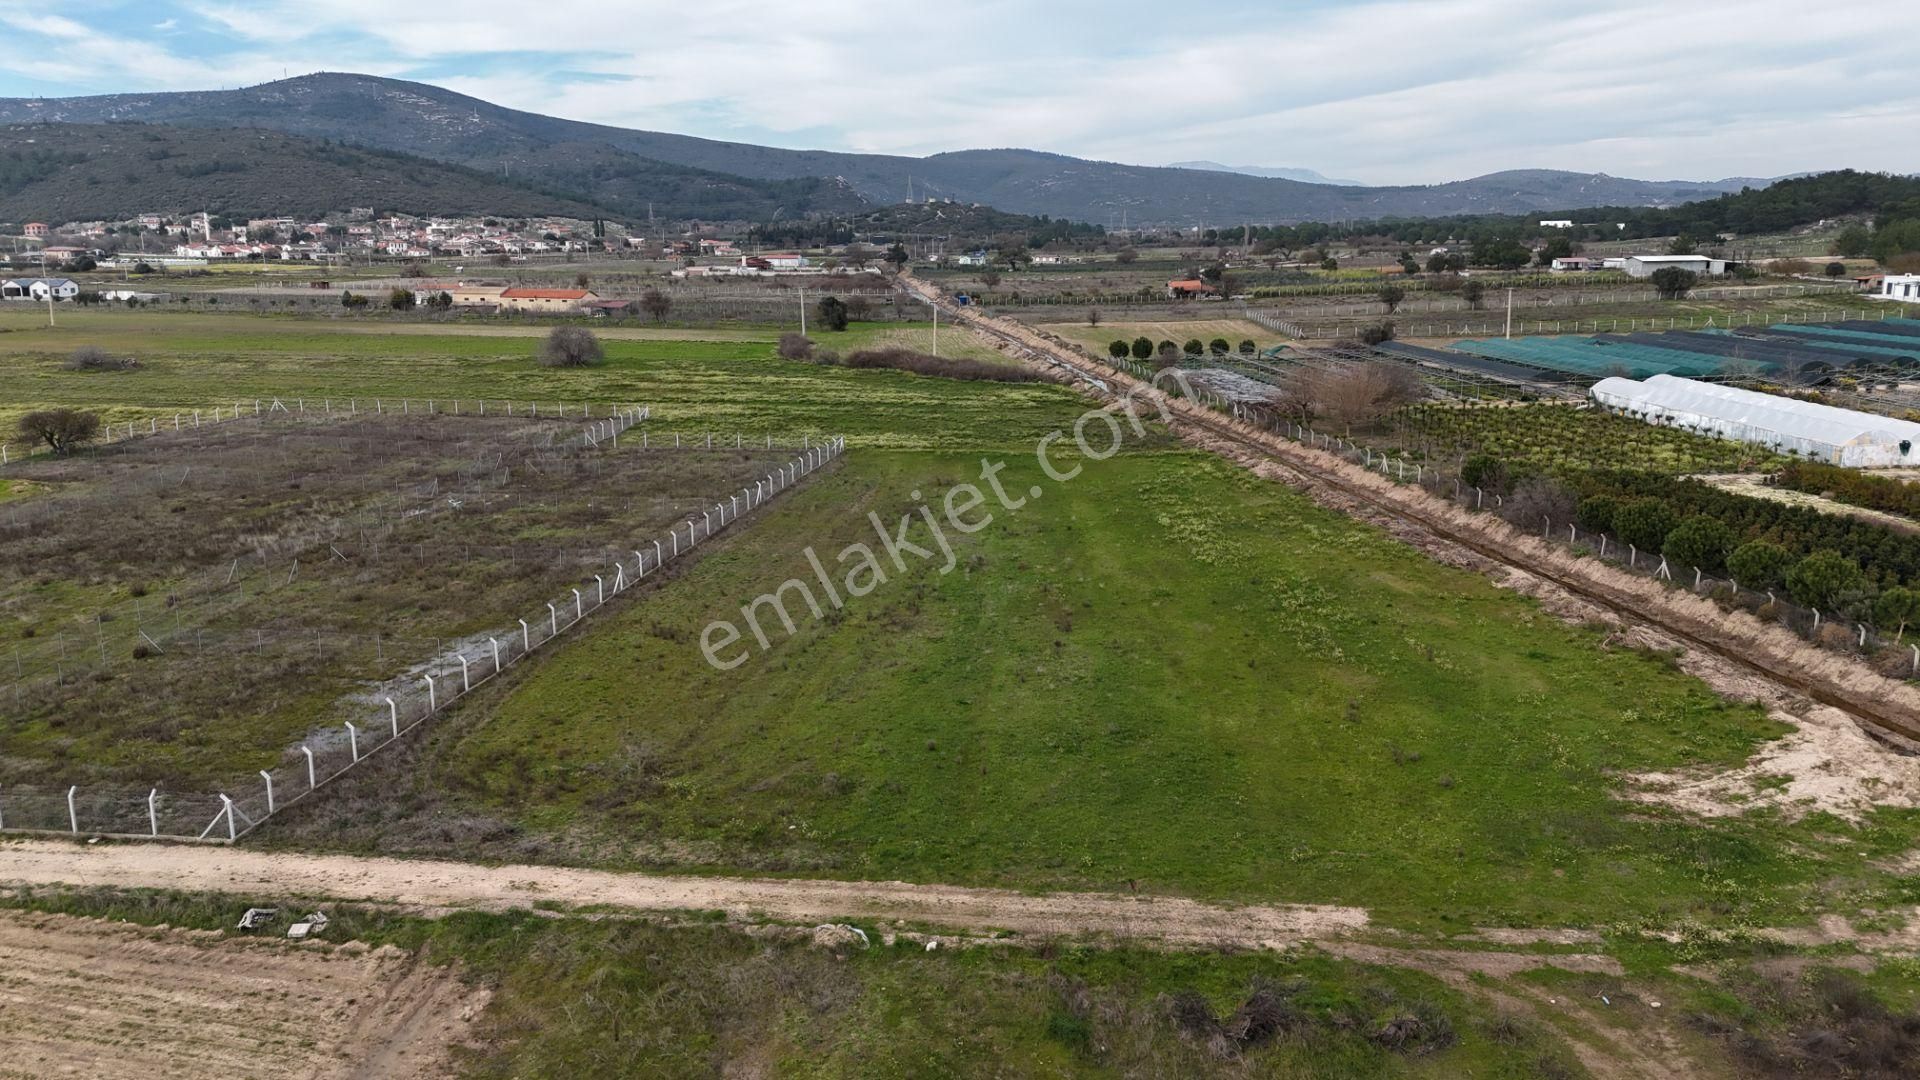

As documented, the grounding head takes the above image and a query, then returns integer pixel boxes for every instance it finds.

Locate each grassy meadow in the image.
[271,446,1920,935]
[0,309,1054,449]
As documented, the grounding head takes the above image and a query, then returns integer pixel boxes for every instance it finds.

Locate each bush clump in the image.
[777,332,815,360]
[538,326,605,368]
[65,345,139,371]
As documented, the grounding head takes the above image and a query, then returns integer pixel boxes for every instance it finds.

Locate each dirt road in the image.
[0,908,481,1079]
[0,840,1366,947]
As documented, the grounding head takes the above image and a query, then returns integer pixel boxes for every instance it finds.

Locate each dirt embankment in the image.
[0,908,483,1080]
[0,840,1366,948]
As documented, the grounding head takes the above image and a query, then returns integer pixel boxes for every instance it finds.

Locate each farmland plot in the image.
[0,412,792,793]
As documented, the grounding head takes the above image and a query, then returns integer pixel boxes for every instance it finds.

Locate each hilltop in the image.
[0,73,1766,225]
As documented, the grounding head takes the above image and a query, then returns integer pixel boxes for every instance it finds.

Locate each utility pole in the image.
[41,250,53,327]
[1504,287,1513,340]
[799,286,807,335]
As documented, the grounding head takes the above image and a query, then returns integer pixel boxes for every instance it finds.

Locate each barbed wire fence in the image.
[0,435,847,842]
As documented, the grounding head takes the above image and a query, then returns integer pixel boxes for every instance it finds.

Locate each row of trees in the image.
[1549,470,1920,623]
[1107,337,1260,363]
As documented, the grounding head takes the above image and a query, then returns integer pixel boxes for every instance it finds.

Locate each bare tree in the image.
[20,408,101,454]
[1281,361,1423,426]
[640,289,672,323]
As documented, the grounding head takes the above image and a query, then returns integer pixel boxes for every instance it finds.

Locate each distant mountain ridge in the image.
[1168,161,1366,186]
[0,72,1777,225]
[0,123,627,223]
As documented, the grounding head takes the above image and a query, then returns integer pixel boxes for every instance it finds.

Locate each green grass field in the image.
[275,447,1920,935]
[10,308,1920,1075]
[0,310,1067,450]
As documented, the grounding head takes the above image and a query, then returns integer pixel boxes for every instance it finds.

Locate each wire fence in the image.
[1219,401,1920,675]
[0,397,649,471]
[1313,305,1904,341]
[0,435,847,842]
[0,423,831,698]
[1017,318,1920,680]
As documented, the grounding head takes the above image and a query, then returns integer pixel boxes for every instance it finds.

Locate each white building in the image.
[1871,274,1920,303]
[1539,219,1574,228]
[1622,254,1726,279]
[1,278,79,301]
[1550,256,1595,272]
[1592,373,1920,467]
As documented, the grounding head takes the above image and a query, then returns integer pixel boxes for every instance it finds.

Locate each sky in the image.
[0,1,1910,186]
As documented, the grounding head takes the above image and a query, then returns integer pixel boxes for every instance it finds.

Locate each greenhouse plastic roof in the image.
[1590,374,1920,450]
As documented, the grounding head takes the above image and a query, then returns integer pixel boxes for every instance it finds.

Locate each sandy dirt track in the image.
[0,909,481,1080]
[0,840,1365,948]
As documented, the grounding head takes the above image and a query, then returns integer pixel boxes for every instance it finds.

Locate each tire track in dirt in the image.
[0,840,1366,948]
[0,908,482,1080]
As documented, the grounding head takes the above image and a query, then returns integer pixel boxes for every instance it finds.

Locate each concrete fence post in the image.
[572,588,583,621]
[548,603,558,636]
[1628,544,1637,567]
[491,637,502,674]
[67,785,78,834]
[1911,644,1917,674]
[261,770,275,814]
[386,696,399,737]
[1694,567,1702,590]
[345,721,359,762]
[304,746,316,789]
[220,794,236,841]
[654,539,663,567]
[1813,609,1822,629]
[595,574,605,606]
[148,788,158,836]
[425,674,437,712]
[1859,624,1869,648]
[520,618,531,651]
[458,653,470,693]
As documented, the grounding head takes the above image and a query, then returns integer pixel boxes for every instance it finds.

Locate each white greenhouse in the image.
[1590,374,1920,467]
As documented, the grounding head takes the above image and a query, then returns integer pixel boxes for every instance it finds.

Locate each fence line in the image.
[1216,400,1920,669]
[0,398,651,471]
[0,436,848,841]
[1304,306,1899,341]
[0,426,835,703]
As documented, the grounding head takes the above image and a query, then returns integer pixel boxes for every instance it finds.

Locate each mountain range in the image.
[1167,162,1366,187]
[0,72,1779,226]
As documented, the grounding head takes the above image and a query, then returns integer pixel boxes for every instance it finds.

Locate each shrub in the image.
[1357,321,1396,345]
[1663,516,1735,573]
[1787,550,1869,613]
[1239,339,1257,355]
[1208,337,1231,355]
[1612,497,1679,552]
[1130,336,1154,362]
[1650,266,1698,300]
[1728,540,1795,590]
[1108,340,1129,359]
[64,345,138,371]
[1576,493,1620,533]
[1825,261,1848,277]
[1872,586,1920,640]
[19,408,101,454]
[777,332,815,360]
[537,326,604,368]
[1462,453,1508,494]
[816,296,850,331]
[1182,338,1203,356]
